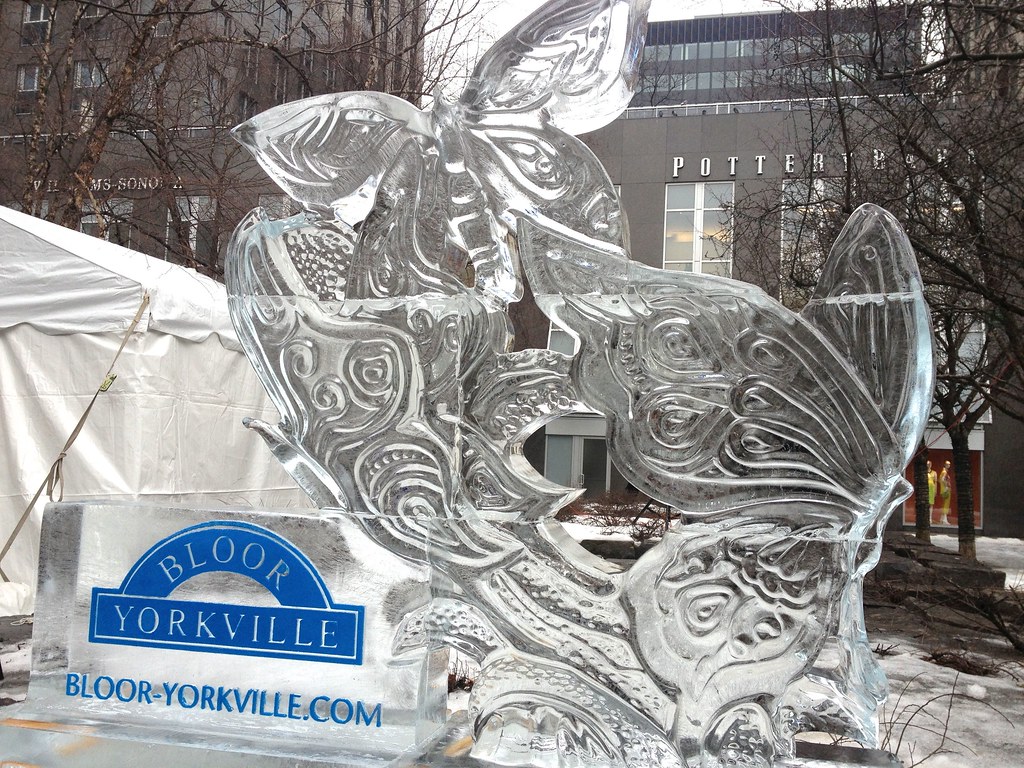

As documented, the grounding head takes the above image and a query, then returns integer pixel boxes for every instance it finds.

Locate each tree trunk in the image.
[949,426,976,560]
[913,444,931,544]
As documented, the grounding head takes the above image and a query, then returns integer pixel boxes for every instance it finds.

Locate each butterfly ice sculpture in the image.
[225,0,933,766]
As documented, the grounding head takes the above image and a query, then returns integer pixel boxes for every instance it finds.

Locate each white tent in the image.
[0,206,309,615]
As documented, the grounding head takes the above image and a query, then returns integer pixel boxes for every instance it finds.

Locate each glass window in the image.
[697,71,711,90]
[74,60,104,88]
[17,64,40,92]
[168,195,217,264]
[664,182,734,276]
[272,0,292,36]
[258,194,297,219]
[22,2,52,44]
[698,41,712,59]
[727,40,740,58]
[685,43,698,61]
[81,199,133,247]
[664,211,695,268]
[274,59,289,102]
[23,3,51,23]
[667,184,695,209]
[544,435,573,488]
[704,182,734,208]
[302,25,316,70]
[711,41,726,59]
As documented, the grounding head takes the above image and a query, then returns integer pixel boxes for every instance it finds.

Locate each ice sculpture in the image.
[224,0,933,766]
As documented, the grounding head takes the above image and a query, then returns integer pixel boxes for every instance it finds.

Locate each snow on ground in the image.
[558,519,635,542]
[930,534,1024,589]
[869,637,1024,766]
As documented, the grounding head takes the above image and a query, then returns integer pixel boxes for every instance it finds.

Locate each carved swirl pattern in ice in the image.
[225,1,933,766]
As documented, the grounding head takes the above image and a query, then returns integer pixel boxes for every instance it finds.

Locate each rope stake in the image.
[0,292,151,582]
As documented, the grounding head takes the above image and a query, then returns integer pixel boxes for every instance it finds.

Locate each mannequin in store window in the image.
[935,460,952,526]
[927,460,937,522]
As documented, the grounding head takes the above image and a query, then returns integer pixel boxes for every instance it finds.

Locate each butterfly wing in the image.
[233,92,433,225]
[448,0,650,299]
[800,204,933,466]
[461,0,651,135]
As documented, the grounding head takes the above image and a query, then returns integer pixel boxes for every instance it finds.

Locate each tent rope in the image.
[0,292,150,583]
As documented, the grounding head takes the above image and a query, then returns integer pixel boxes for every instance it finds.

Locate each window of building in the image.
[81,199,134,247]
[244,46,260,86]
[17,64,40,92]
[664,182,734,277]
[74,60,105,88]
[302,24,316,68]
[274,59,289,102]
[219,10,235,36]
[22,2,52,44]
[258,194,298,219]
[24,3,51,23]
[543,432,610,497]
[237,91,257,120]
[168,195,217,263]
[545,434,574,489]
[271,0,291,37]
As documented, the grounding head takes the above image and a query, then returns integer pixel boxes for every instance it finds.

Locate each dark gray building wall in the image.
[982,412,1024,537]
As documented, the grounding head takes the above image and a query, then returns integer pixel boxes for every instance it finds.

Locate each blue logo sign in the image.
[89,521,364,665]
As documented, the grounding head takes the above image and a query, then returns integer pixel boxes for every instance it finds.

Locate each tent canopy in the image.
[0,207,308,616]
[0,205,239,349]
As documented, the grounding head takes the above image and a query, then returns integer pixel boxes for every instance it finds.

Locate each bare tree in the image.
[0,0,483,275]
[729,0,1024,558]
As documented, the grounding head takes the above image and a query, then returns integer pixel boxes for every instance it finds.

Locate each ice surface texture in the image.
[224,0,933,765]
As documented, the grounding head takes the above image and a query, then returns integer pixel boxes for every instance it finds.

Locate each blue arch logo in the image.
[89,521,363,665]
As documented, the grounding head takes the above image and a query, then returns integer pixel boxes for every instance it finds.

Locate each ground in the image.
[1,533,1021,766]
